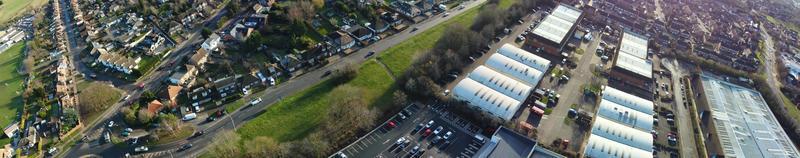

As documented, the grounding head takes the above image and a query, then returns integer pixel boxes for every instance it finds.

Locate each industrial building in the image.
[583,86,655,158]
[694,75,800,158]
[453,44,550,121]
[526,3,583,57]
[474,126,565,158]
[609,31,652,91]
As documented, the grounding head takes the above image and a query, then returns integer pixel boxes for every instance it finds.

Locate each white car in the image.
[443,131,453,139]
[250,98,263,105]
[134,146,149,152]
[433,126,444,135]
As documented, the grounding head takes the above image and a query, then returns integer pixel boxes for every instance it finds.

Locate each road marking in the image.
[383,139,391,144]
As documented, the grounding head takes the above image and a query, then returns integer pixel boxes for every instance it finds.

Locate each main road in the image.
[61,0,487,157]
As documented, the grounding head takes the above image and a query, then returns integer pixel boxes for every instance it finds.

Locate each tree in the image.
[311,0,324,9]
[121,105,138,125]
[323,85,377,147]
[201,27,212,39]
[206,131,243,158]
[393,91,408,107]
[136,109,155,125]
[159,113,181,132]
[244,136,285,157]
[78,83,120,116]
[287,0,316,23]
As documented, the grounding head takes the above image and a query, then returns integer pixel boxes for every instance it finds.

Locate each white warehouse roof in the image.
[699,75,800,158]
[614,52,653,79]
[619,31,649,59]
[452,78,522,121]
[531,4,582,44]
[591,117,653,152]
[497,44,551,72]
[485,53,545,86]
[597,99,653,131]
[468,66,533,101]
[584,134,653,158]
[601,86,654,115]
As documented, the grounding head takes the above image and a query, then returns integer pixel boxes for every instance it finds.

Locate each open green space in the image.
[0,42,25,130]
[235,0,500,149]
[237,60,395,142]
[0,0,47,25]
[0,42,25,145]
[378,4,482,75]
[497,0,516,9]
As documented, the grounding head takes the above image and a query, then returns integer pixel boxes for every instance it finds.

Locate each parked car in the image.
[182,113,197,121]
[422,129,433,137]
[191,130,205,138]
[425,120,434,129]
[443,131,453,139]
[432,136,443,144]
[412,123,424,134]
[386,121,397,129]
[433,126,444,135]
[249,98,263,106]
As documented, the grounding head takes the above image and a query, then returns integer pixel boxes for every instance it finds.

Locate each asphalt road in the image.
[61,0,487,157]
[662,57,699,158]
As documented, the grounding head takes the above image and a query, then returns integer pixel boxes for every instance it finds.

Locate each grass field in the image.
[0,42,25,129]
[237,60,396,142]
[236,0,497,146]
[0,42,25,145]
[378,5,482,75]
[0,0,48,25]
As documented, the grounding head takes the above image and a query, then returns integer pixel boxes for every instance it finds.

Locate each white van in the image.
[182,113,197,121]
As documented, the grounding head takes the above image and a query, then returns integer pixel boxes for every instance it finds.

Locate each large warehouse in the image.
[452,44,550,121]
[694,75,800,158]
[526,4,583,56]
[610,31,652,91]
[583,86,655,158]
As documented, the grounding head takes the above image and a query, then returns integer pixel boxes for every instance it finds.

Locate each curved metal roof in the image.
[485,54,544,86]
[591,117,654,151]
[597,99,654,131]
[469,66,533,101]
[452,78,522,120]
[601,86,654,115]
[584,134,653,158]
[497,44,551,72]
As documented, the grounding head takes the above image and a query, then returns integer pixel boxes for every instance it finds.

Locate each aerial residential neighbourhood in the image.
[3,0,800,157]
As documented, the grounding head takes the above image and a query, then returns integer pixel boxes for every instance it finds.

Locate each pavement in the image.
[662,57,699,158]
[59,0,488,157]
[336,103,485,158]
[534,31,604,153]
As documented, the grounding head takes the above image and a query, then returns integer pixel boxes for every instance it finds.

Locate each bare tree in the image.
[287,0,316,23]
[206,131,243,158]
[244,136,285,157]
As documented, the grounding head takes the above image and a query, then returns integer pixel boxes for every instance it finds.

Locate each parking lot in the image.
[335,103,486,158]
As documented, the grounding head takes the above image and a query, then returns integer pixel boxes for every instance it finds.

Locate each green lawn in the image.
[0,42,25,129]
[237,0,493,146]
[497,0,516,9]
[378,4,482,75]
[237,60,395,142]
[0,0,47,25]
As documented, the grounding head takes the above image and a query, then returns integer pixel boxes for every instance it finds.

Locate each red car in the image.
[138,83,145,88]
[422,129,433,137]
[386,121,397,129]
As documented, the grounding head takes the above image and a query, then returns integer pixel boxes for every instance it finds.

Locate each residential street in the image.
[62,0,487,157]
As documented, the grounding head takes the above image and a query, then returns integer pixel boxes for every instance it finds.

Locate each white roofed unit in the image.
[497,44,550,72]
[597,100,653,131]
[601,86,654,115]
[619,31,649,59]
[485,54,545,86]
[591,117,653,151]
[531,4,582,44]
[584,134,653,158]
[699,75,800,158]
[452,78,522,121]
[468,66,533,101]
[614,52,653,79]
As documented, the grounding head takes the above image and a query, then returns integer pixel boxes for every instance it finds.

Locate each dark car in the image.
[321,70,333,78]
[439,140,452,149]
[177,144,193,152]
[411,123,424,134]
[190,131,205,139]
[365,51,375,58]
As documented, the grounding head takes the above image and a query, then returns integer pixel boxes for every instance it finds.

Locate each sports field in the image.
[0,0,48,25]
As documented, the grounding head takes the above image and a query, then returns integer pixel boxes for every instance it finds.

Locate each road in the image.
[61,0,487,157]
[662,58,699,158]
